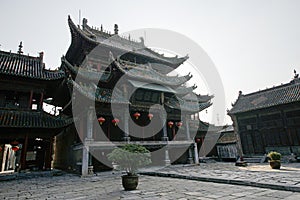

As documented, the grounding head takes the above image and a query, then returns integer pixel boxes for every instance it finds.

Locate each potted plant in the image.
[267,151,282,169]
[107,144,152,190]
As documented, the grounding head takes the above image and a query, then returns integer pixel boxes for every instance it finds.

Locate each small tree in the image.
[267,151,282,161]
[107,144,152,175]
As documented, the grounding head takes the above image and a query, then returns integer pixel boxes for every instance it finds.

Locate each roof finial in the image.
[39,52,44,62]
[18,41,23,54]
[82,18,88,28]
[140,37,144,45]
[100,24,103,32]
[114,24,119,34]
[294,69,299,79]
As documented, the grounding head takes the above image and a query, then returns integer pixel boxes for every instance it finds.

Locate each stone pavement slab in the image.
[140,162,300,192]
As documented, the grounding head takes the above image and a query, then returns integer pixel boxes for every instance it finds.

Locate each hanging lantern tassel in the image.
[176,121,183,127]
[168,121,174,128]
[112,118,120,126]
[98,117,105,125]
[148,113,153,120]
[133,112,141,119]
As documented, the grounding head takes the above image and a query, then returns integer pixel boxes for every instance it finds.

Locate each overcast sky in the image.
[1,0,300,125]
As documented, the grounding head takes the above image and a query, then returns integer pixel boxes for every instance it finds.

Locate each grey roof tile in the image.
[0,50,65,80]
[229,78,300,114]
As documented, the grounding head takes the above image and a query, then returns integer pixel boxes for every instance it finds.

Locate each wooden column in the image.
[39,92,44,110]
[194,143,199,164]
[28,90,33,109]
[185,115,191,140]
[122,84,130,142]
[281,110,293,153]
[20,133,29,170]
[161,112,168,141]
[86,106,94,141]
[44,138,53,170]
[188,147,193,164]
[123,110,130,142]
[81,145,89,176]
[164,147,171,166]
[83,106,94,175]
[79,118,84,140]
[107,120,110,140]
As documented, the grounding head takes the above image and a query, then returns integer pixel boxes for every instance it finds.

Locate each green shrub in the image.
[107,144,152,175]
[267,151,282,161]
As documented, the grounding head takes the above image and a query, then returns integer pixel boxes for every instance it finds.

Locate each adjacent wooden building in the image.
[228,75,300,157]
[0,46,72,173]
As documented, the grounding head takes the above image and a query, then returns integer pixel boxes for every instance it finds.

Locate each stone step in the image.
[243,156,265,163]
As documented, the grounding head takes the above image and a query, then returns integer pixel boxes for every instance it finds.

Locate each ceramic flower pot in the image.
[269,160,281,169]
[122,174,139,190]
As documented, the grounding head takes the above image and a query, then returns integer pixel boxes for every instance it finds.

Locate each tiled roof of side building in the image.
[0,50,65,80]
[217,131,236,144]
[229,77,300,114]
[0,109,73,128]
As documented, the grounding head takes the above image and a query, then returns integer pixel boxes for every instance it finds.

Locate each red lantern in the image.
[195,138,201,143]
[133,112,141,119]
[98,117,105,125]
[168,121,174,128]
[10,140,20,152]
[176,121,183,127]
[148,113,153,120]
[112,118,119,126]
[12,146,19,152]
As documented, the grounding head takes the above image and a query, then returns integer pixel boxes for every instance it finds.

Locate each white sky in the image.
[1,0,300,125]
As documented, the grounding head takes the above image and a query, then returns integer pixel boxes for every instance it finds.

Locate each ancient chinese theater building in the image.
[53,16,213,176]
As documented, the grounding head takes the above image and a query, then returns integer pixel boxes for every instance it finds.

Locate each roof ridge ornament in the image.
[17,41,23,54]
[82,18,88,28]
[114,24,118,34]
[238,90,242,96]
[140,37,145,45]
[294,69,299,79]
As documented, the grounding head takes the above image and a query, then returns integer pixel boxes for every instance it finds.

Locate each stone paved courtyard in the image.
[1,172,300,200]
[1,163,300,199]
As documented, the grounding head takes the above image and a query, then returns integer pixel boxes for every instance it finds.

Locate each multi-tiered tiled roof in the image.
[63,16,213,115]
